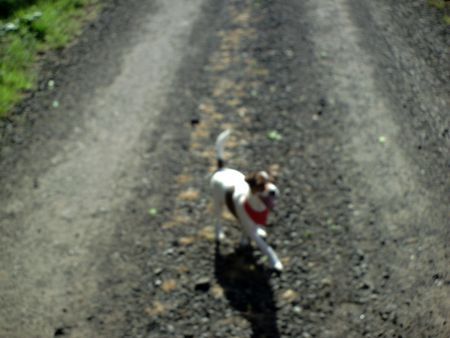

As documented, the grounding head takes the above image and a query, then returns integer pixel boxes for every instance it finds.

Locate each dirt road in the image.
[0,0,448,337]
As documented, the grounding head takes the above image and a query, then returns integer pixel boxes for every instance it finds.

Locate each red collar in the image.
[244,201,269,226]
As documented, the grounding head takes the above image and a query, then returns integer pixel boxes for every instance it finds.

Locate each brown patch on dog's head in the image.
[245,171,271,193]
[245,170,280,210]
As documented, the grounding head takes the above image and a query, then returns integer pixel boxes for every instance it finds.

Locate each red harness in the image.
[244,201,269,226]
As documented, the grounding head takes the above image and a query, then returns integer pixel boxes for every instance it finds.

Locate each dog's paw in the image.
[256,227,267,238]
[216,231,225,242]
[271,260,283,272]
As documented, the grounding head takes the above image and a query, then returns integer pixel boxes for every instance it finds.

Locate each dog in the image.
[210,130,283,271]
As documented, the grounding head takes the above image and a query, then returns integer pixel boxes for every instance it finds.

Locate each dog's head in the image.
[245,171,279,210]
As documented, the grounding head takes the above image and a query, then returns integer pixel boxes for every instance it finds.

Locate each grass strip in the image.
[0,0,99,116]
[427,0,450,24]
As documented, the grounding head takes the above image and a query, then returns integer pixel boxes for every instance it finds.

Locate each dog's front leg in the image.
[256,226,267,238]
[249,228,283,271]
[239,226,265,246]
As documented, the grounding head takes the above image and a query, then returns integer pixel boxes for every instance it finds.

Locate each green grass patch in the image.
[0,0,99,116]
[428,0,446,10]
[428,0,450,25]
[444,15,450,25]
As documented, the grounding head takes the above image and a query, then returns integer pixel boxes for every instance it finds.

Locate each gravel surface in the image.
[0,0,449,337]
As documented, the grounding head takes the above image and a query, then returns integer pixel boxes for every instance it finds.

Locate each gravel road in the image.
[0,0,448,337]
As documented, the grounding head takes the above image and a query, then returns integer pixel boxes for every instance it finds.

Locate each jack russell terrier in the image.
[210,130,283,271]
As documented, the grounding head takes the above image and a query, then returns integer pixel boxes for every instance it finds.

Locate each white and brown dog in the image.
[210,130,283,271]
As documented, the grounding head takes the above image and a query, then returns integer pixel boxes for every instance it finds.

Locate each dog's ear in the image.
[245,172,257,188]
[245,172,266,192]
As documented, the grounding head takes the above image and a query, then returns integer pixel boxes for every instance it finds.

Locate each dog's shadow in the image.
[214,243,280,338]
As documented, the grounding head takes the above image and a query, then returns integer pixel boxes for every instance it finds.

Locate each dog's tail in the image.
[215,129,231,169]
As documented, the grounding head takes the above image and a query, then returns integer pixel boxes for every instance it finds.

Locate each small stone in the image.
[281,289,299,303]
[161,279,177,293]
[154,268,163,275]
[148,208,158,216]
[293,305,302,314]
[145,301,167,317]
[54,327,66,336]
[198,226,215,241]
[195,277,211,292]
[211,284,224,299]
[319,97,327,107]
[356,249,365,260]
[267,130,283,141]
[320,277,332,287]
[285,49,294,58]
[177,189,200,201]
[163,248,174,255]
[178,236,196,246]
[359,281,372,290]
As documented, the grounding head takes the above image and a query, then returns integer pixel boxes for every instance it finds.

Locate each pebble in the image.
[164,248,174,255]
[194,277,211,292]
[293,305,302,314]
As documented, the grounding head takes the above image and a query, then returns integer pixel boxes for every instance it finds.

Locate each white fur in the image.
[210,130,283,271]
[215,129,230,161]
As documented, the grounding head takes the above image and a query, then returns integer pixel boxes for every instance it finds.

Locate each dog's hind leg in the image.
[212,194,225,242]
[239,231,250,247]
